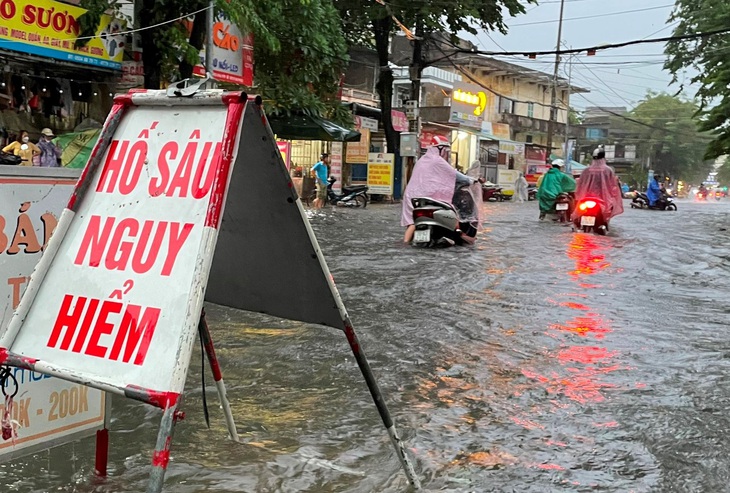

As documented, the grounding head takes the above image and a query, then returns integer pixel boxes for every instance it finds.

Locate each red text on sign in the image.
[47,294,161,366]
[73,215,193,276]
[149,141,222,198]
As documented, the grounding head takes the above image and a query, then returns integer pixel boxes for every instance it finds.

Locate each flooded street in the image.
[2,198,730,492]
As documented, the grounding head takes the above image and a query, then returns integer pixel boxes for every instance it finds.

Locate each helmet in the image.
[592,146,605,159]
[429,135,451,148]
[551,159,565,168]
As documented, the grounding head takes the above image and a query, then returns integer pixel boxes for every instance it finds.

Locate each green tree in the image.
[77,0,349,121]
[665,0,730,159]
[334,0,533,152]
[716,159,730,186]
[627,93,713,183]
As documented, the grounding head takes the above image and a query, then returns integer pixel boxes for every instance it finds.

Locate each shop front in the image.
[0,0,125,150]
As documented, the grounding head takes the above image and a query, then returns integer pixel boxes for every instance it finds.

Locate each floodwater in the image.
[2,198,730,492]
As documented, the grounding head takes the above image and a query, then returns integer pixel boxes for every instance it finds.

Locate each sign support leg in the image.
[94,390,113,477]
[342,320,421,489]
[146,404,180,493]
[198,310,240,442]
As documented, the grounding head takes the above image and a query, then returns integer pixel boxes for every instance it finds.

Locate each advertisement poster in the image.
[367,153,395,195]
[0,0,125,69]
[391,111,408,132]
[0,171,105,461]
[193,13,254,86]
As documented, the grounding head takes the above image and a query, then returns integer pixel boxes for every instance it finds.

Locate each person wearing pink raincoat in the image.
[572,146,624,227]
[401,135,483,243]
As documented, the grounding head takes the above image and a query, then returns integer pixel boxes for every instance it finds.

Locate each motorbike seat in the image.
[412,197,455,211]
[343,185,368,194]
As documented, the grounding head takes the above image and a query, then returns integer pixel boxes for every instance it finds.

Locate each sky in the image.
[459,0,700,112]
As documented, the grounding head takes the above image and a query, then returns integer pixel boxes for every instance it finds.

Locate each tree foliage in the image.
[334,0,534,152]
[665,0,730,159]
[627,93,713,183]
[76,0,349,122]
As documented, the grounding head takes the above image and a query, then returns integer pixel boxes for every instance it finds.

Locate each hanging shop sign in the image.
[346,128,369,164]
[0,167,106,463]
[354,116,378,131]
[498,141,525,156]
[391,110,408,132]
[449,82,488,129]
[367,153,394,195]
[193,13,254,86]
[491,123,511,141]
[0,0,124,70]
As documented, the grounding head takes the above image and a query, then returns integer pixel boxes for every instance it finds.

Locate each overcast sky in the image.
[460,0,699,112]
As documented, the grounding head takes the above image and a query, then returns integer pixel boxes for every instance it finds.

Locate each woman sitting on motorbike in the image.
[571,146,624,228]
[401,136,484,243]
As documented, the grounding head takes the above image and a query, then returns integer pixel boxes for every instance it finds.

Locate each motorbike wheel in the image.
[558,211,566,223]
[666,203,677,211]
[354,195,367,208]
[582,226,592,234]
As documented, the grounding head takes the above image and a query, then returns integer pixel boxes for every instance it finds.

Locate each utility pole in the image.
[564,50,574,170]
[205,1,215,79]
[545,0,566,161]
[405,17,424,185]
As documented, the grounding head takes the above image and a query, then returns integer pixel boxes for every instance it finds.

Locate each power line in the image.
[454,27,730,57]
[510,4,673,27]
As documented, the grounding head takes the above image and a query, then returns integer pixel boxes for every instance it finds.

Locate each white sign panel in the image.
[330,142,343,194]
[0,170,105,461]
[499,141,525,156]
[1,103,234,398]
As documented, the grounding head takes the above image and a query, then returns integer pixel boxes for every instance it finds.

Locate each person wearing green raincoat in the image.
[537,159,576,219]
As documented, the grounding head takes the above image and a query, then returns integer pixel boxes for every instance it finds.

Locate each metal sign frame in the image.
[0,87,420,491]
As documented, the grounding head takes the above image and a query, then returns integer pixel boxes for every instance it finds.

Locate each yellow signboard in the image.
[0,0,124,70]
[367,153,395,195]
[346,128,370,164]
[452,88,488,116]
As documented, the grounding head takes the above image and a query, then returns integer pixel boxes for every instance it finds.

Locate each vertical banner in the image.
[346,128,370,164]
[330,143,343,194]
[276,141,291,170]
[367,153,395,195]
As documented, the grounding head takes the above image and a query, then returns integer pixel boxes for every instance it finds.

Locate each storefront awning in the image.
[268,113,361,142]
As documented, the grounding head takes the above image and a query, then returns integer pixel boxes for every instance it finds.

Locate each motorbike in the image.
[696,189,709,201]
[572,197,609,235]
[481,183,503,202]
[630,191,677,211]
[311,176,369,207]
[412,185,479,247]
[527,185,537,201]
[0,152,21,165]
[554,192,574,222]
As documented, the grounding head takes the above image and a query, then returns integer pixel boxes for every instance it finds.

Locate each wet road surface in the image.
[1,198,729,492]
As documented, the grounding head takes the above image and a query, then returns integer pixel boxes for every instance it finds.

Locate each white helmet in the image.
[551,159,565,168]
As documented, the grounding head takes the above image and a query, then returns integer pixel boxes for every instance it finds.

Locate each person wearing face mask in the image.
[37,128,62,167]
[2,130,41,166]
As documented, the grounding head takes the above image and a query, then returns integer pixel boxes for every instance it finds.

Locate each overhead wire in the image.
[510,4,674,27]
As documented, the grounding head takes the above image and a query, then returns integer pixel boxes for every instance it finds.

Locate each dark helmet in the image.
[592,146,605,160]
[320,152,329,160]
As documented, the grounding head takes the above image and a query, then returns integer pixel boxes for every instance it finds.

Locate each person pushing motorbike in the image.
[402,136,484,243]
[647,174,663,207]
[537,159,576,220]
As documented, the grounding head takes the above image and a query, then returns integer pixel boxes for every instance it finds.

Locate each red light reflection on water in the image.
[557,346,617,364]
[550,314,612,339]
[567,233,611,279]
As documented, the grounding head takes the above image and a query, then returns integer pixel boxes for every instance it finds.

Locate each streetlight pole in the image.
[545,0,566,161]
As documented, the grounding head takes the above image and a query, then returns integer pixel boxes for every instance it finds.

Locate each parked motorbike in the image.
[412,186,479,247]
[527,185,537,201]
[572,197,609,235]
[0,152,21,165]
[630,191,677,211]
[482,183,503,202]
[310,177,369,207]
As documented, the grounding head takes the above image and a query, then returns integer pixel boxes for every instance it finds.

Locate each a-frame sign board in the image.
[0,83,420,492]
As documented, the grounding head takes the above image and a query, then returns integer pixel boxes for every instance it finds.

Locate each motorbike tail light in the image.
[579,200,597,211]
[414,209,434,219]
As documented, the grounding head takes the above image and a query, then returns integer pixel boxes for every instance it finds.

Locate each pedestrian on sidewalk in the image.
[311,153,330,209]
[514,172,528,203]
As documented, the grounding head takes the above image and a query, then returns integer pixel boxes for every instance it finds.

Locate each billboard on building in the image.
[193,13,254,86]
[449,82,488,129]
[0,0,125,69]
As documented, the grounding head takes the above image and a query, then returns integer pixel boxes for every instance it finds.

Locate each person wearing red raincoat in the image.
[572,146,624,226]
